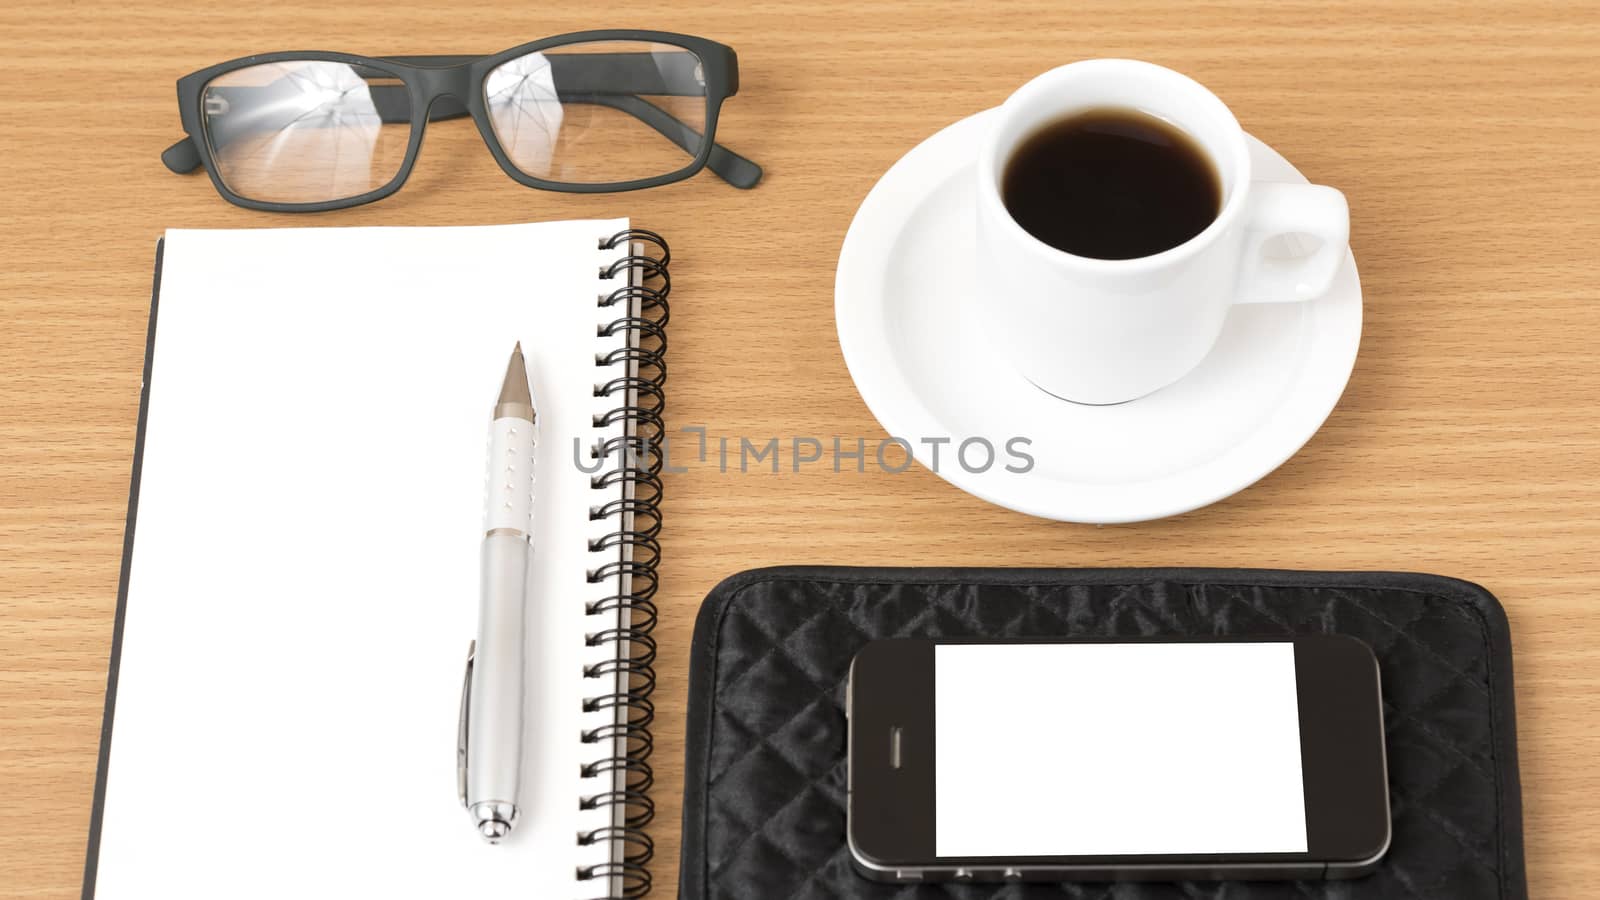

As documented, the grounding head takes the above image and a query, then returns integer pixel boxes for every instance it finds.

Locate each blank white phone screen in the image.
[934,642,1308,858]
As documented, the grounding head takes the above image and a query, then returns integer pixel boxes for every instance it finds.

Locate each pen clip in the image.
[457,640,474,809]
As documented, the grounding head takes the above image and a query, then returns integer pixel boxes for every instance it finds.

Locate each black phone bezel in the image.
[845,635,1390,881]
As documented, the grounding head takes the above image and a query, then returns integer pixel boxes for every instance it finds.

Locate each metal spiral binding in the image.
[577,229,669,900]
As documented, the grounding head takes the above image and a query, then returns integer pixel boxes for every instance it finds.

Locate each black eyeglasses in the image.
[160,30,762,212]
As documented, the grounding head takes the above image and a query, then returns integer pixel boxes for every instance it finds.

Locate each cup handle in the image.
[1234,183,1350,304]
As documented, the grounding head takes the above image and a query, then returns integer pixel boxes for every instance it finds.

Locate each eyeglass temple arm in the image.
[163,52,761,189]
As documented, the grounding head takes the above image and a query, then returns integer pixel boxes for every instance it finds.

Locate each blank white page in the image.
[93,220,633,899]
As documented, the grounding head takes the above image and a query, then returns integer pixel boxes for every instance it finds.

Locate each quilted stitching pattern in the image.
[688,575,1518,900]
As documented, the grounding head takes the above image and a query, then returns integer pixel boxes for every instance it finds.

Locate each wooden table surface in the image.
[3,1,1597,896]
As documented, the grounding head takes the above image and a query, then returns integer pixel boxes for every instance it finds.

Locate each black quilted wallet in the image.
[680,567,1527,900]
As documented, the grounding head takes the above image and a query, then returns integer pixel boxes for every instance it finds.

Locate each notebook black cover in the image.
[681,567,1526,899]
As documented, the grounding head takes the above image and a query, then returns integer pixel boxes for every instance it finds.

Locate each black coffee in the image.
[1002,107,1221,260]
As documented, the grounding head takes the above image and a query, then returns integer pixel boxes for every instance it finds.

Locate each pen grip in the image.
[466,533,529,809]
[484,416,535,534]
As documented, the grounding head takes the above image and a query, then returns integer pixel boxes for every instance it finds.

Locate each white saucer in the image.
[835,109,1362,524]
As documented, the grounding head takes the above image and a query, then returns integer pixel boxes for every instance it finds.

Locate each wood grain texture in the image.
[1,1,1596,896]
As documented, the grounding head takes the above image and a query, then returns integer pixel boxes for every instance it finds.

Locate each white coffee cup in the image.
[976,59,1350,405]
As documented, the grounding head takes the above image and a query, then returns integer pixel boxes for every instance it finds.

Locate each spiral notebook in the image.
[84,220,665,899]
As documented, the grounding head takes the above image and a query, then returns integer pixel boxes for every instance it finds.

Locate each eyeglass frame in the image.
[160,29,761,212]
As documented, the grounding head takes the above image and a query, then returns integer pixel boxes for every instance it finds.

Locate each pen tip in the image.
[494,341,534,419]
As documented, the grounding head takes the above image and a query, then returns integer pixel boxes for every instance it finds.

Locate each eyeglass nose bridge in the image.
[410,63,478,114]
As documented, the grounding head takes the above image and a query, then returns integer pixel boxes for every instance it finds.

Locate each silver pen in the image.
[457,343,536,843]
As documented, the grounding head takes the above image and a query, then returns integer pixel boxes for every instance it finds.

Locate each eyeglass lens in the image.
[483,40,709,185]
[201,61,412,204]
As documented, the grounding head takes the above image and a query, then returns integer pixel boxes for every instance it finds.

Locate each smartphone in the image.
[846,635,1390,883]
